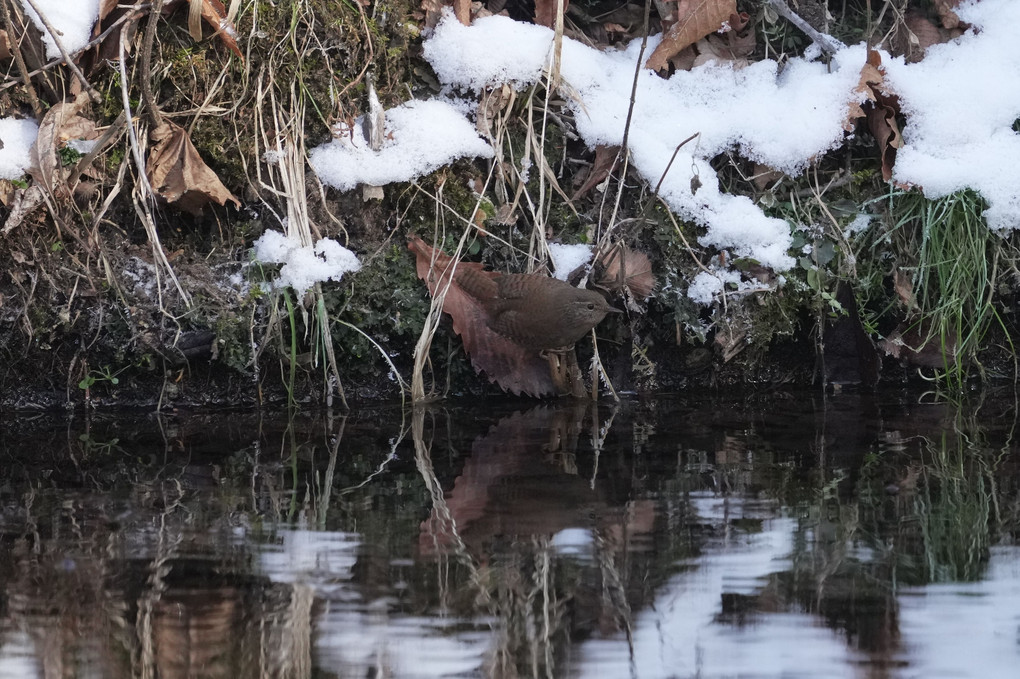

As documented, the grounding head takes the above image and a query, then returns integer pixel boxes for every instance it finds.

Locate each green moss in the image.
[213,310,256,373]
[327,243,427,375]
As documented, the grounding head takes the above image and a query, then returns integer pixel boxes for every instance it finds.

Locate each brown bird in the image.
[409,236,619,396]
[452,265,618,350]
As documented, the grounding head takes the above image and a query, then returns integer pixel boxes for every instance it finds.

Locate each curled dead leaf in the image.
[492,203,516,225]
[645,0,736,72]
[84,0,137,71]
[692,12,754,68]
[27,96,102,204]
[593,243,655,300]
[476,84,513,139]
[844,50,883,132]
[893,268,914,308]
[572,144,620,200]
[867,94,902,183]
[146,120,240,215]
[454,0,472,26]
[842,50,902,182]
[1,185,46,235]
[164,0,243,60]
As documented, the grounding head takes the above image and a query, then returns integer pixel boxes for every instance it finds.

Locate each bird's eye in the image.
[587,303,595,310]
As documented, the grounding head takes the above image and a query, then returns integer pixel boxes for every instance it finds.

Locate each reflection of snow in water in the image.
[897,545,1020,678]
[0,629,42,679]
[569,494,1020,679]
[316,610,492,679]
[255,504,1020,679]
[259,529,360,587]
[571,493,856,679]
[259,528,492,678]
[551,527,595,558]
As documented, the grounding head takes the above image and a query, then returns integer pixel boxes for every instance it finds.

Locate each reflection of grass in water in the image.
[915,432,992,583]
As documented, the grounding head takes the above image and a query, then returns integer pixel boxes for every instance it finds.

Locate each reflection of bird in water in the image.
[417,404,653,554]
[418,404,591,553]
[415,403,657,656]
[409,237,619,396]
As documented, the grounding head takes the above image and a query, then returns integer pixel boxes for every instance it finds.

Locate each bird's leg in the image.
[542,348,586,398]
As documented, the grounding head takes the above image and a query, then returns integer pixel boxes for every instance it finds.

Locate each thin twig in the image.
[596,0,653,249]
[767,0,845,55]
[1,0,43,115]
[139,0,165,128]
[68,111,128,190]
[118,19,190,306]
[652,133,700,197]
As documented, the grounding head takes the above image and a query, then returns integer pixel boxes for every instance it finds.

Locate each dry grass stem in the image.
[118,22,190,305]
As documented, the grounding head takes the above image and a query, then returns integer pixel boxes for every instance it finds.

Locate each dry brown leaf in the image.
[0,29,10,61]
[1,185,46,235]
[645,0,736,71]
[492,203,516,225]
[843,51,903,182]
[422,0,475,28]
[476,84,513,138]
[85,0,136,69]
[147,121,240,216]
[572,144,619,200]
[408,236,558,397]
[535,0,568,29]
[0,179,14,207]
[843,50,884,131]
[893,10,945,63]
[842,50,904,182]
[26,97,100,203]
[867,92,902,183]
[594,244,655,300]
[164,0,243,60]
[751,163,784,191]
[666,45,698,71]
[98,0,119,21]
[893,268,914,307]
[691,11,754,67]
[421,0,445,29]
[453,0,471,25]
[933,0,963,29]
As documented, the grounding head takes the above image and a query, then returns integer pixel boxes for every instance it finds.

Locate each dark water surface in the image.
[1,392,1018,678]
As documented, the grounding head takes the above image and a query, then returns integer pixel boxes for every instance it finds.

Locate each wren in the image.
[409,236,619,397]
[453,266,618,349]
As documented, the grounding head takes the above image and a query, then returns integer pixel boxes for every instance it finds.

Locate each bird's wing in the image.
[408,237,556,396]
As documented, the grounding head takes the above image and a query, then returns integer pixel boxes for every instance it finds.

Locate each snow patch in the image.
[253,230,362,298]
[308,99,493,191]
[0,118,39,179]
[548,243,593,280]
[19,0,100,60]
